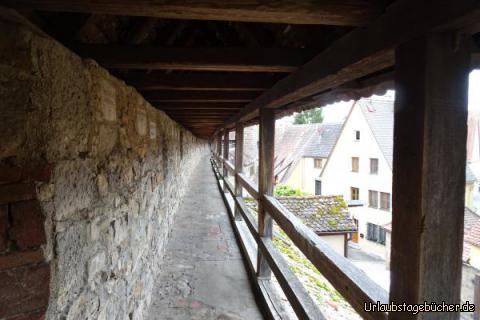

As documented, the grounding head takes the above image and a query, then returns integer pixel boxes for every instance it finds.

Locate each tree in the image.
[293,107,324,124]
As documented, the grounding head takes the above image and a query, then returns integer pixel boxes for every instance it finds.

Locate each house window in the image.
[351,157,359,172]
[351,187,359,200]
[370,158,378,174]
[368,190,378,208]
[355,130,360,141]
[315,180,322,195]
[314,158,323,169]
[366,223,386,245]
[380,192,391,210]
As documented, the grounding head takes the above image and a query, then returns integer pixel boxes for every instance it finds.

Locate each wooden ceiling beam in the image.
[171,117,226,121]
[128,73,281,91]
[168,116,229,120]
[154,102,245,110]
[163,109,237,114]
[74,45,315,72]
[3,0,383,26]
[472,44,480,69]
[225,0,480,126]
[144,91,258,103]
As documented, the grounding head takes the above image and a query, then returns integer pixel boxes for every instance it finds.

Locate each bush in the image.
[274,183,304,196]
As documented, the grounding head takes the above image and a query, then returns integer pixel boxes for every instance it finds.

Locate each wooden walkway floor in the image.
[146,157,264,320]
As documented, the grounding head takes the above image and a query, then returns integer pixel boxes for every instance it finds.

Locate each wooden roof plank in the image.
[4,0,382,26]
[153,102,245,110]
[75,45,315,72]
[127,73,282,91]
[144,90,258,102]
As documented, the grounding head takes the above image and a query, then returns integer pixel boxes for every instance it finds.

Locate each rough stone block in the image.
[55,223,88,308]
[0,183,36,205]
[99,78,117,122]
[10,200,46,249]
[54,160,96,220]
[88,251,106,283]
[0,263,50,318]
[0,205,8,252]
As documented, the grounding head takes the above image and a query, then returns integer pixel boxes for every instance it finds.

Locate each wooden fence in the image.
[210,111,388,320]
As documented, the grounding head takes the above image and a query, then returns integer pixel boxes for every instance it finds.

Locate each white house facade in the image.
[319,96,394,258]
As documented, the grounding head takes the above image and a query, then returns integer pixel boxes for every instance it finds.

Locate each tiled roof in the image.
[385,207,478,234]
[303,123,344,158]
[384,208,480,263]
[274,123,343,182]
[465,217,480,262]
[275,196,357,233]
[463,207,479,262]
[465,211,480,248]
[358,98,394,168]
[465,207,480,233]
[244,195,356,234]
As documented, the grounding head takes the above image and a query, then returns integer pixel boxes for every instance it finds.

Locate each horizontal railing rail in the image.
[236,172,259,199]
[222,157,235,174]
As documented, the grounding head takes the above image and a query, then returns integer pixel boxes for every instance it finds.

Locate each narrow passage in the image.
[147,156,263,320]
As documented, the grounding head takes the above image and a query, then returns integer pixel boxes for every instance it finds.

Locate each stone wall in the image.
[0,8,208,320]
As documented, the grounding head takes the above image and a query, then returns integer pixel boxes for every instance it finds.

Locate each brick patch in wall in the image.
[10,201,46,250]
[0,165,53,185]
[0,183,37,205]
[0,165,51,320]
[0,249,45,270]
[0,205,7,252]
[4,310,46,320]
[0,262,50,318]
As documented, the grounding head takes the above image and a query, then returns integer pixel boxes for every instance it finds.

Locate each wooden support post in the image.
[223,129,229,192]
[389,31,470,320]
[234,123,244,221]
[257,107,275,279]
[216,132,222,161]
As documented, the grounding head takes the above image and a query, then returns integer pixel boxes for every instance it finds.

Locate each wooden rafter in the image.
[125,17,159,45]
[75,45,315,72]
[154,102,244,110]
[3,0,383,26]
[225,0,480,126]
[127,73,281,91]
[143,91,258,102]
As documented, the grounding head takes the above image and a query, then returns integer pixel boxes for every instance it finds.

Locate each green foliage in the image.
[274,183,304,196]
[293,108,324,124]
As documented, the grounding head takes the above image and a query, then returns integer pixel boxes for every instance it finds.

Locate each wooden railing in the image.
[211,153,388,320]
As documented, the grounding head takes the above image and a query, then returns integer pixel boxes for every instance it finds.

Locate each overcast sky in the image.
[470,70,480,113]
[318,70,480,123]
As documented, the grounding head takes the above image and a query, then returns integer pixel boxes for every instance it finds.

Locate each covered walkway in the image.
[147,156,263,320]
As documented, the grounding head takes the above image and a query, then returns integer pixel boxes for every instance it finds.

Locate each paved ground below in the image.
[348,243,390,291]
[146,157,264,320]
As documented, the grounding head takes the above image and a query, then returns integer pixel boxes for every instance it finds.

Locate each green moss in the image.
[327,219,338,226]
